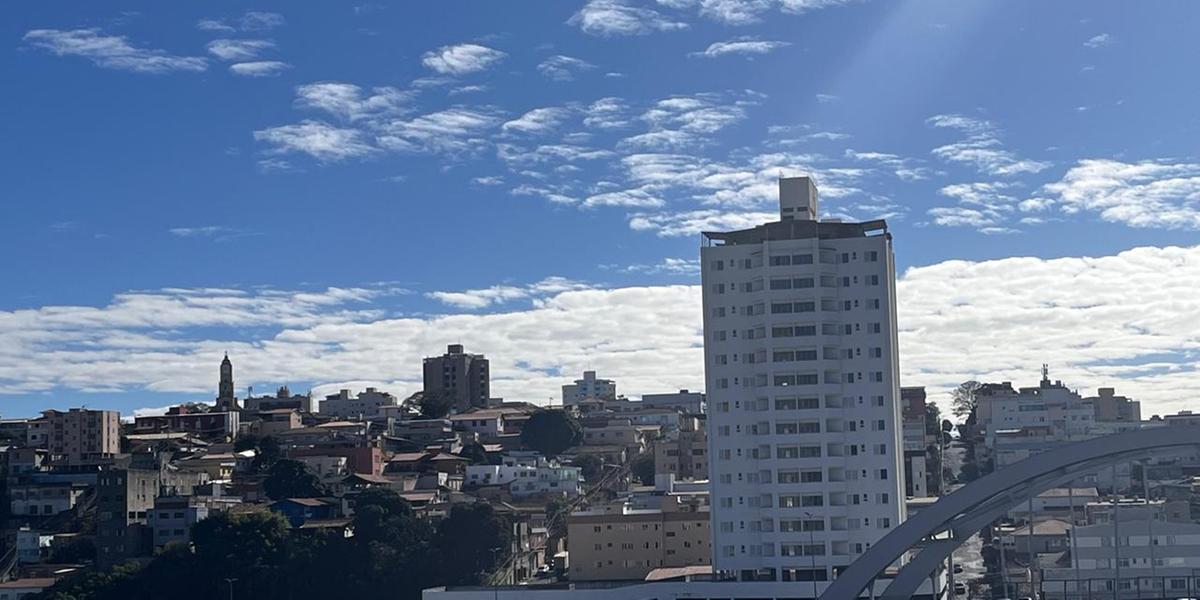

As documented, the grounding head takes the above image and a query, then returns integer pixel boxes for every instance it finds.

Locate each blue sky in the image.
[3,1,1200,418]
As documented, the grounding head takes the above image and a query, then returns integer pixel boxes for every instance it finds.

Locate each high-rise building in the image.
[701,177,905,586]
[423,344,490,412]
[562,370,617,406]
[40,408,120,465]
[214,353,241,412]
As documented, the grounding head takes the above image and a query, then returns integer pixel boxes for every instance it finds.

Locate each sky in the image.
[3,1,1200,419]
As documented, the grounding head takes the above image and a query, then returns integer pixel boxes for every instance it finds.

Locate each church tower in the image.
[215,353,240,411]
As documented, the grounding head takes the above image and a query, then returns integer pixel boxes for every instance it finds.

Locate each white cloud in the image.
[472,176,504,186]
[377,107,504,154]
[197,11,285,33]
[294,82,411,121]
[569,0,689,36]
[426,277,594,309]
[815,93,839,103]
[1084,33,1113,48]
[692,37,790,58]
[609,258,701,275]
[253,120,377,161]
[23,29,207,74]
[230,61,290,77]
[206,39,275,61]
[502,107,574,135]
[583,97,632,130]
[1033,159,1200,229]
[583,187,666,208]
[537,55,596,81]
[668,0,862,24]
[927,113,1050,176]
[628,209,777,236]
[8,246,1200,416]
[241,11,286,31]
[421,43,506,75]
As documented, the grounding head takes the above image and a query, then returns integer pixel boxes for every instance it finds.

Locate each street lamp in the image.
[223,578,237,600]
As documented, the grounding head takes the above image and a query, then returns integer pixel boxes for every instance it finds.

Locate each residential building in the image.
[256,408,301,436]
[1042,520,1200,600]
[448,409,512,441]
[39,408,120,465]
[321,387,398,420]
[243,385,314,414]
[148,493,241,550]
[0,578,58,599]
[974,370,1096,451]
[1007,487,1100,522]
[701,177,905,585]
[1085,498,1192,524]
[132,405,239,442]
[214,353,241,412]
[563,371,617,406]
[654,423,709,481]
[998,518,1071,558]
[423,344,490,412]
[642,390,706,415]
[9,481,88,517]
[464,452,582,499]
[900,387,929,498]
[567,493,710,581]
[289,446,384,476]
[1085,387,1141,423]
[96,452,209,569]
[581,418,657,455]
[391,418,455,447]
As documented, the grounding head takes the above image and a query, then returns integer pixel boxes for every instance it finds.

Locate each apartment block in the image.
[423,344,490,412]
[40,408,120,465]
[563,371,617,406]
[701,177,905,586]
[567,494,710,581]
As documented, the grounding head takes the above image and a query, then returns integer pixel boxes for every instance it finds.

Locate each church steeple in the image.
[216,353,240,411]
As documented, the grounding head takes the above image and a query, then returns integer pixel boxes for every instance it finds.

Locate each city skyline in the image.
[4,1,1200,419]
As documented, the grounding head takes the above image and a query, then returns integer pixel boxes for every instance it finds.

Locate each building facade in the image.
[321,387,398,419]
[567,494,710,581]
[701,177,906,586]
[642,390,706,416]
[562,371,617,406]
[39,408,120,465]
[423,344,490,412]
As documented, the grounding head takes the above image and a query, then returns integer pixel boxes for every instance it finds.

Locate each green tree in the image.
[951,380,981,420]
[458,442,488,465]
[404,390,453,419]
[544,497,571,540]
[263,459,325,500]
[630,453,656,486]
[571,454,603,483]
[435,503,512,586]
[924,402,942,436]
[520,410,582,457]
[248,435,282,471]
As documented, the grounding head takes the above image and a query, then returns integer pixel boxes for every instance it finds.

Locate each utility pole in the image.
[804,511,818,600]
[224,578,237,600]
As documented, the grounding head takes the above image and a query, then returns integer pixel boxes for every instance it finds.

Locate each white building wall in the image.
[701,178,905,586]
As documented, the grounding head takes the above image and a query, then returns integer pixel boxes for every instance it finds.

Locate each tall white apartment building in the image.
[701,177,906,587]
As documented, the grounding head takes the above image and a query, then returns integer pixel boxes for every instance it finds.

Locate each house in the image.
[133,405,239,442]
[999,518,1071,558]
[269,497,341,527]
[256,409,302,436]
[9,481,89,517]
[464,453,582,499]
[0,578,59,599]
